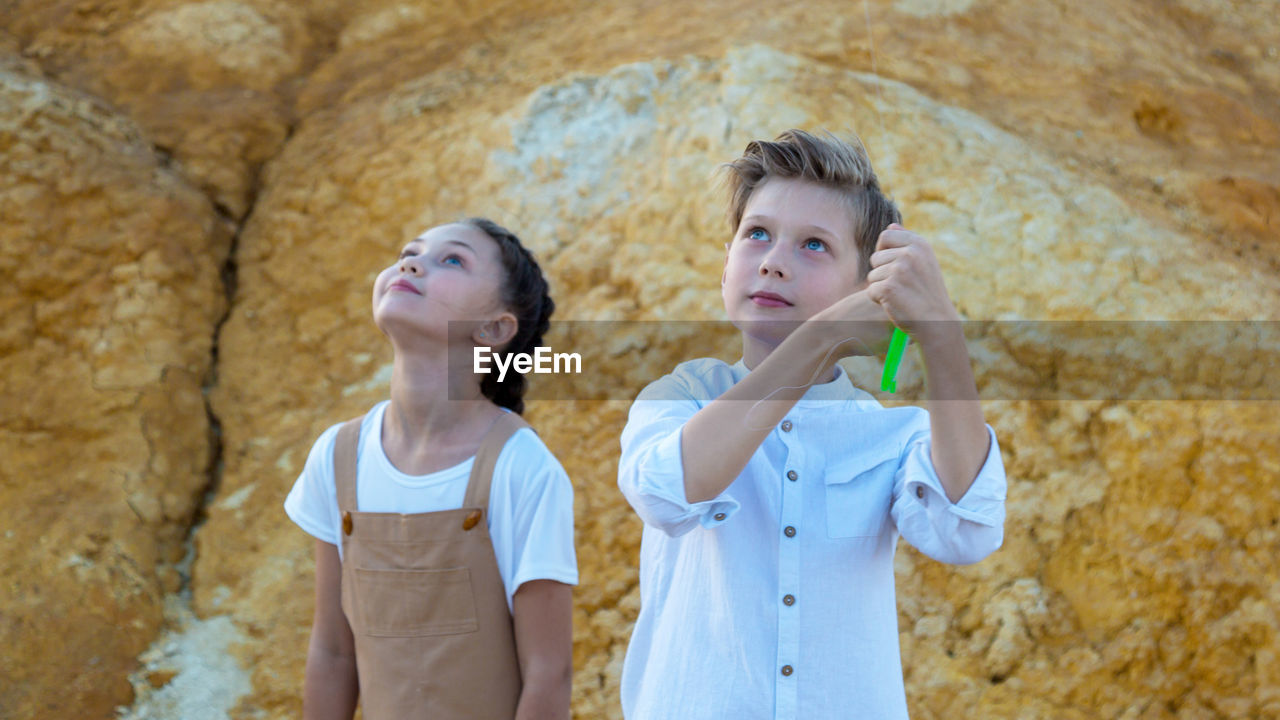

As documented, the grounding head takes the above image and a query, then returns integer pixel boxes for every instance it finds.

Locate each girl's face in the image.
[372,223,510,349]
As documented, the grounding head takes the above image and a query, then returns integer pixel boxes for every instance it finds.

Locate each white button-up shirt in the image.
[617,358,1007,720]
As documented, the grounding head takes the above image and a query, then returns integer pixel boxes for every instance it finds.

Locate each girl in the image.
[284,218,577,720]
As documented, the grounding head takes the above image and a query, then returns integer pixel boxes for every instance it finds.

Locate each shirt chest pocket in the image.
[824,448,900,539]
[349,566,479,638]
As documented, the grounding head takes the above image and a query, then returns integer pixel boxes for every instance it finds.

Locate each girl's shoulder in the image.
[490,419,571,492]
[301,402,389,474]
[496,421,561,467]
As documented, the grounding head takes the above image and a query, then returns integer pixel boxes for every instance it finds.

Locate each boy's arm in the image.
[917,325,989,503]
[867,224,988,502]
[618,378,740,535]
[303,540,358,720]
[512,580,573,720]
[682,295,891,503]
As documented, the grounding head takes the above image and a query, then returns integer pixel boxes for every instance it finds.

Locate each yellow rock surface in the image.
[2,1,1278,719]
[0,54,228,719]
[2,0,306,218]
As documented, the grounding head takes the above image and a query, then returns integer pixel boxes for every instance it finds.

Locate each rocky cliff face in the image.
[0,51,228,716]
[2,2,1277,719]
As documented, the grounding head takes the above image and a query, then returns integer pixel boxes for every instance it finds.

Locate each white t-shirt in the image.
[285,401,578,610]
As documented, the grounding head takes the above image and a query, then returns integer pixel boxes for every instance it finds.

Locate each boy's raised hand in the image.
[867,225,988,502]
[807,288,894,358]
[866,224,961,345]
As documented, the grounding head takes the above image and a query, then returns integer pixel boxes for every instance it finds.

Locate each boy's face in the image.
[722,177,865,352]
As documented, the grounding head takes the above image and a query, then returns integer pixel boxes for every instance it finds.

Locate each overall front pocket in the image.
[825,454,898,539]
[350,566,478,638]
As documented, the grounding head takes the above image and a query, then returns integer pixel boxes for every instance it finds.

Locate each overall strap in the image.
[333,417,364,513]
[462,412,533,511]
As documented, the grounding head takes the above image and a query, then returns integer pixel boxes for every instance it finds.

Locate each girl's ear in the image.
[474,312,518,349]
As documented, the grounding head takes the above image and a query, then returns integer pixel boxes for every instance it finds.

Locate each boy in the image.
[617,130,1006,719]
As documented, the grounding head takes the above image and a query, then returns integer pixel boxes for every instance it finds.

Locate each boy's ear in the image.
[474,312,518,349]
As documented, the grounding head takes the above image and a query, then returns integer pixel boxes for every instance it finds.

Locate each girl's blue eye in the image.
[804,239,827,252]
[442,255,463,267]
[748,228,769,242]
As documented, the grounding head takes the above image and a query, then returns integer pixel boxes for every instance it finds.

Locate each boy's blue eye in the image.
[804,239,827,252]
[748,228,770,242]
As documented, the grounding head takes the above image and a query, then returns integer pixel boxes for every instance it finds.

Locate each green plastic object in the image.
[881,327,909,393]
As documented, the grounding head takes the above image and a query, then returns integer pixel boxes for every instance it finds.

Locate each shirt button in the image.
[784,525,796,537]
[781,665,794,677]
[915,486,925,499]
[786,470,798,481]
[781,420,793,432]
[783,594,795,606]
[714,512,727,521]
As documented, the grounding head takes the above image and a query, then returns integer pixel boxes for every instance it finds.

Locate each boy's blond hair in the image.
[722,129,901,279]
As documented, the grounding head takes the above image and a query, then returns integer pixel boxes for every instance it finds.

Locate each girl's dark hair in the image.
[464,217,554,415]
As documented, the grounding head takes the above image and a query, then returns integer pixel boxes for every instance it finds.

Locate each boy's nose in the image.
[758,254,787,279]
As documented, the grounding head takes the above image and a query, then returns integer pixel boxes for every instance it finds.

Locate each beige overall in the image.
[334,412,527,719]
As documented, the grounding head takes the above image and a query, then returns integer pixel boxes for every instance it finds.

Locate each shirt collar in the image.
[730,359,881,411]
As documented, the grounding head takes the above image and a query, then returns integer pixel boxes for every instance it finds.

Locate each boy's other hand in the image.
[867,224,962,347]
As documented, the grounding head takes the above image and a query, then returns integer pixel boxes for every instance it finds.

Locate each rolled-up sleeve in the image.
[891,424,1006,565]
[618,374,741,537]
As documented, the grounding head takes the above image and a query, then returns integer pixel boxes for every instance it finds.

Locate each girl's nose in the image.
[399,257,424,276]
